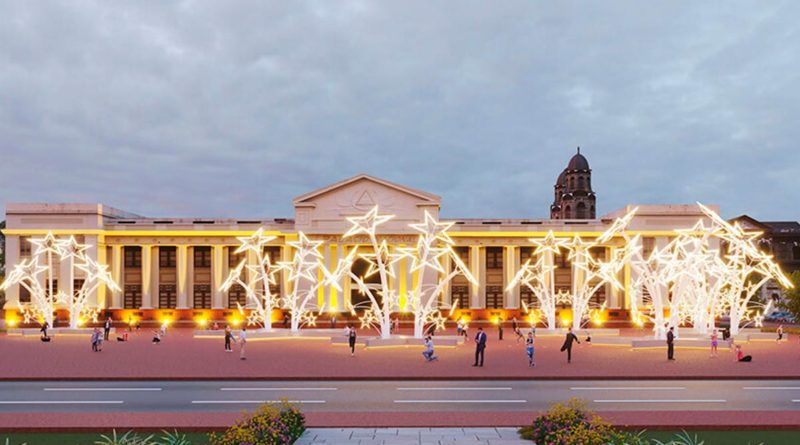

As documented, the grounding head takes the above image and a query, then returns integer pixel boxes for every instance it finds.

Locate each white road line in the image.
[571,387,686,391]
[0,401,124,404]
[44,388,162,392]
[192,400,326,404]
[593,399,726,403]
[394,399,526,404]
[744,387,800,390]
[220,388,337,391]
[396,387,513,391]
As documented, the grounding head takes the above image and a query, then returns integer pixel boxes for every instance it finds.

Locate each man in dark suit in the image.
[473,327,487,367]
[103,317,112,341]
[667,326,675,360]
[561,327,580,363]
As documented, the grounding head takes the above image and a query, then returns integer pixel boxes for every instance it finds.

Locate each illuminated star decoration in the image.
[343,206,395,238]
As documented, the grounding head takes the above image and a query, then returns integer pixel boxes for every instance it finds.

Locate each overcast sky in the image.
[1,1,798,221]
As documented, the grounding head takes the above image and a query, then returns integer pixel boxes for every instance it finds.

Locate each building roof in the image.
[764,221,800,235]
[567,147,590,171]
[292,173,441,205]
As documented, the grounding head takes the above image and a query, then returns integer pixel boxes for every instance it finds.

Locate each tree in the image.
[780,270,800,322]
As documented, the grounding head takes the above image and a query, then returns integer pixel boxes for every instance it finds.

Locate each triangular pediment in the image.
[729,214,770,231]
[293,174,440,206]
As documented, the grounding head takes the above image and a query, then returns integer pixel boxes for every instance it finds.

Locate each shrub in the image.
[208,401,306,445]
[94,430,155,445]
[519,398,613,445]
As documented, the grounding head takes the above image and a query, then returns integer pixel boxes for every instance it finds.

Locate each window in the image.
[793,244,800,261]
[228,284,247,309]
[264,246,281,264]
[486,285,504,309]
[576,202,587,219]
[73,279,85,297]
[486,247,503,269]
[124,284,142,309]
[194,246,212,268]
[194,284,212,309]
[19,285,31,303]
[578,176,585,190]
[452,246,470,271]
[159,284,177,308]
[159,247,176,268]
[451,285,469,309]
[228,248,245,268]
[124,247,142,268]
[521,285,535,306]
[19,237,31,257]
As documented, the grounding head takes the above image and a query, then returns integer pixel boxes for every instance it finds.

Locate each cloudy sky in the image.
[1,1,798,220]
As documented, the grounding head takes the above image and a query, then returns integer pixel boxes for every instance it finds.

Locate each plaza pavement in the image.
[294,427,527,445]
[0,327,798,380]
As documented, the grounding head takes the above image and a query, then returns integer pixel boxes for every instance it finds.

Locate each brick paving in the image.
[1,327,798,380]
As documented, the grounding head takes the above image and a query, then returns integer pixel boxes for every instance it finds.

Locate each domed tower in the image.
[550,147,596,219]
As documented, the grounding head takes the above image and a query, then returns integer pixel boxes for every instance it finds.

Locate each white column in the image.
[141,246,154,309]
[323,244,333,310]
[211,245,224,309]
[441,253,452,306]
[110,245,123,309]
[84,235,102,306]
[3,236,20,309]
[59,250,74,304]
[176,245,189,309]
[503,246,520,309]
[469,246,485,309]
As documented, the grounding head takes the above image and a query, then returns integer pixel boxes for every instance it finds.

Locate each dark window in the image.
[228,284,247,309]
[19,285,31,303]
[228,248,245,268]
[159,284,177,308]
[19,237,31,257]
[451,285,470,309]
[124,284,142,309]
[124,247,142,268]
[578,176,585,190]
[159,247,176,268]
[569,177,575,189]
[521,286,535,306]
[51,279,58,294]
[451,246,470,271]
[73,279,85,297]
[193,284,212,309]
[486,285,504,309]
[793,244,800,261]
[194,246,212,268]
[263,246,281,264]
[576,202,587,219]
[564,205,571,217]
[486,247,503,269]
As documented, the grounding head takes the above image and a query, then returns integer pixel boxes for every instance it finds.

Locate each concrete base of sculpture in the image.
[194,328,345,340]
[330,335,465,348]
[8,328,117,337]
[528,328,621,337]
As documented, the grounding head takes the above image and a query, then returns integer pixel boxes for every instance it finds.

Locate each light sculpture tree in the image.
[220,228,282,332]
[276,232,357,332]
[399,211,477,338]
[507,232,571,330]
[0,233,119,329]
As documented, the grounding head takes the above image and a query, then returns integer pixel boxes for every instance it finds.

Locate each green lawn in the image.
[0,432,211,445]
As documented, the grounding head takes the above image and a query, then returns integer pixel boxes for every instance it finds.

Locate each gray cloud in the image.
[1,1,798,220]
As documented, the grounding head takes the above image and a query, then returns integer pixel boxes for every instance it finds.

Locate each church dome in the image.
[567,149,590,171]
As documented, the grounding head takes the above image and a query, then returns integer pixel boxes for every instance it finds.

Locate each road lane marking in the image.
[394,399,526,403]
[396,387,513,391]
[744,387,800,390]
[192,400,326,404]
[593,399,726,403]
[220,387,337,391]
[571,387,686,391]
[44,388,162,392]
[0,401,124,404]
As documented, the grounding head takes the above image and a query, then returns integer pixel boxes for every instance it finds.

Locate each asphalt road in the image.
[1,379,799,413]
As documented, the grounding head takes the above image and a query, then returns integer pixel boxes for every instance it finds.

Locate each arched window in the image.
[576,202,587,219]
[569,177,575,189]
[587,176,591,190]
[564,205,571,218]
[590,205,595,218]
[577,176,585,190]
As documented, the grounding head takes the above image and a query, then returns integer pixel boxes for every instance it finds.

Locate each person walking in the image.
[560,327,580,363]
[238,327,247,360]
[330,314,337,329]
[777,324,784,342]
[91,328,100,352]
[224,326,233,352]
[347,324,357,357]
[710,329,719,358]
[497,317,504,341]
[103,317,112,341]
[525,332,535,367]
[96,328,104,352]
[283,313,290,329]
[456,318,464,337]
[512,317,524,343]
[473,327,487,367]
[667,326,675,361]
[40,321,49,339]
[422,336,438,362]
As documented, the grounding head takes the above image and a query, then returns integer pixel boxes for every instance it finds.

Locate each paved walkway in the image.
[1,327,797,380]
[296,428,527,445]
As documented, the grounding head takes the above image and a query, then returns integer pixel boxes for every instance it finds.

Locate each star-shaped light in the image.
[343,206,394,238]
[58,236,89,260]
[29,232,66,257]
[220,260,247,291]
[409,211,455,245]
[596,207,637,243]
[530,231,571,256]
[360,240,406,278]
[234,228,276,255]
[287,232,325,260]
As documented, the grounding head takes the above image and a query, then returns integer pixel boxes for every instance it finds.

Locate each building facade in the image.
[2,170,721,327]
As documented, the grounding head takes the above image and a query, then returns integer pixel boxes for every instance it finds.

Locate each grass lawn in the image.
[0,431,211,445]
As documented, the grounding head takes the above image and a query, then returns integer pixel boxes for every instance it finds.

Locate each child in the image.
[735,344,752,362]
[152,330,161,344]
[526,332,535,367]
[422,336,437,362]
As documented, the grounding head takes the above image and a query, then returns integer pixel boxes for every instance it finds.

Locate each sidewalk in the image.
[295,428,527,445]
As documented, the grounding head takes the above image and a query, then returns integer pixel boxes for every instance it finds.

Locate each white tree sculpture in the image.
[342,206,402,339]
[219,228,281,332]
[507,232,571,330]
[399,211,477,338]
[1,233,119,329]
[565,209,638,331]
[276,232,357,332]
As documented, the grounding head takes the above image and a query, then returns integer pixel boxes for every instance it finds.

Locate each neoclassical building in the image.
[2,167,718,326]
